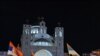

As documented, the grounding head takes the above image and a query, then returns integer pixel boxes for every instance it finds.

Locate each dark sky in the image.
[0,1,99,54]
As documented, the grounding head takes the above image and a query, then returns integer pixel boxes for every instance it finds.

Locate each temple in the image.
[21,18,64,56]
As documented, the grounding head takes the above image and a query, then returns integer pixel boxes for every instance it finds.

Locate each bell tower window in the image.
[59,31,63,37]
[25,29,29,34]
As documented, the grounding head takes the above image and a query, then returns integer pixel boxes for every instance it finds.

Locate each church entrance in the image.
[34,49,52,56]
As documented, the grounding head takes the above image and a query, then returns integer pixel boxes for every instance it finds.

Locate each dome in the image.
[31,26,40,34]
[31,37,54,46]
[31,38,53,46]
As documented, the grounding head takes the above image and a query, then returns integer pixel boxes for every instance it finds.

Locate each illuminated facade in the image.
[21,20,64,56]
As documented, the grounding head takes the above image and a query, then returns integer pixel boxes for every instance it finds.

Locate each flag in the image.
[7,41,17,56]
[7,41,23,56]
[16,44,23,56]
[67,43,80,56]
[7,45,13,55]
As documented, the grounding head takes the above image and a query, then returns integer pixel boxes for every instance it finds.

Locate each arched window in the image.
[34,49,52,56]
[59,31,63,37]
[25,29,29,34]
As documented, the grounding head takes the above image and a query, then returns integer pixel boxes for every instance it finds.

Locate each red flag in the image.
[16,44,23,56]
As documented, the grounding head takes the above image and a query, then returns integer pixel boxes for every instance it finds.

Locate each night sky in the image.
[0,1,99,54]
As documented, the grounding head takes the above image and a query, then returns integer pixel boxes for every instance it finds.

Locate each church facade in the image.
[21,20,64,56]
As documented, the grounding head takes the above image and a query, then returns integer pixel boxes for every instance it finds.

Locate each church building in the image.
[21,19,64,56]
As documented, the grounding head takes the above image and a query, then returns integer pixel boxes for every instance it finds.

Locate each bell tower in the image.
[21,24,31,56]
[55,23,64,56]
